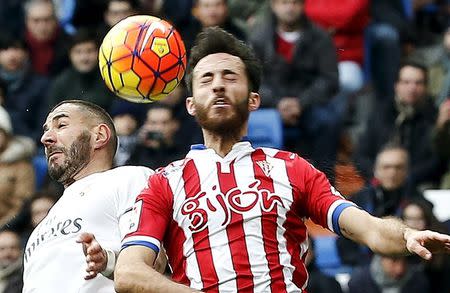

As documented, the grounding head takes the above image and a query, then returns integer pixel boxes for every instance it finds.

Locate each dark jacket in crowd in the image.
[248,14,339,108]
[354,97,444,188]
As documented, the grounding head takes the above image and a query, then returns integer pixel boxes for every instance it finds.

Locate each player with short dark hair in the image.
[114,27,450,293]
[22,100,157,292]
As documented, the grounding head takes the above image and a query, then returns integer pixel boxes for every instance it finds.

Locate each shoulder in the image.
[107,165,155,180]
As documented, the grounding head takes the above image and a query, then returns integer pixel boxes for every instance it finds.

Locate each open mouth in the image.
[212,97,230,107]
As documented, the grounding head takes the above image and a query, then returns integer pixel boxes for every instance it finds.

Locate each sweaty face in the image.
[41,104,93,185]
[189,53,251,136]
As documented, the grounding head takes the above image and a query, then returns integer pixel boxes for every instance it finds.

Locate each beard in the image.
[47,131,92,185]
[194,97,249,138]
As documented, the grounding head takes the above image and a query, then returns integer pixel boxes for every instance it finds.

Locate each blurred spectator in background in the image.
[306,237,343,293]
[47,28,114,111]
[338,144,413,266]
[348,254,429,293]
[98,0,139,38]
[305,0,369,95]
[353,61,444,192]
[432,98,450,188]
[24,0,70,77]
[401,199,450,293]
[367,0,416,102]
[248,0,340,179]
[410,22,450,106]
[0,106,35,228]
[227,0,269,32]
[0,230,23,293]
[352,144,414,217]
[3,191,58,246]
[0,33,50,143]
[126,104,184,169]
[181,0,246,51]
[111,105,141,166]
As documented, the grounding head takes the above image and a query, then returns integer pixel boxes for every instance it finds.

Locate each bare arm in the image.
[115,246,202,293]
[339,206,450,259]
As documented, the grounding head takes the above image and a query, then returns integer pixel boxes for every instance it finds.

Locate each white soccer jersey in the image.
[23,166,153,293]
[123,142,354,292]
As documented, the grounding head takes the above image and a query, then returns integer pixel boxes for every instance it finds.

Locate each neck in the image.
[202,127,246,157]
[63,155,112,188]
[277,22,301,33]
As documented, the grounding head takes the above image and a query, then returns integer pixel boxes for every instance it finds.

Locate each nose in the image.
[41,129,56,147]
[212,76,225,95]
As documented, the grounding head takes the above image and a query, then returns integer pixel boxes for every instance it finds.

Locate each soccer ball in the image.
[99,15,187,103]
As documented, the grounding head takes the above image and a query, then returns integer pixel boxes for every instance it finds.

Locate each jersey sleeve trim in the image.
[327,200,356,236]
[121,236,160,253]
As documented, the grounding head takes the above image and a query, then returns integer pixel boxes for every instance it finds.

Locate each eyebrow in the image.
[42,113,69,131]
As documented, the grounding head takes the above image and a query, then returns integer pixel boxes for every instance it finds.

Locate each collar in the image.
[190,137,250,150]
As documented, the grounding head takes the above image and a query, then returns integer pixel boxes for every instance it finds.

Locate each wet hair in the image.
[50,100,118,159]
[185,26,262,94]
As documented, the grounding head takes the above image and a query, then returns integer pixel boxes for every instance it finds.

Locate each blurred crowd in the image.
[0,0,450,292]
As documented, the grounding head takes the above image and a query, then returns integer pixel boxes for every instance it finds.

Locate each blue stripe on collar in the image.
[190,137,250,150]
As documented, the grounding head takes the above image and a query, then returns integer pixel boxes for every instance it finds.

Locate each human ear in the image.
[248,92,261,112]
[186,97,196,116]
[93,124,111,150]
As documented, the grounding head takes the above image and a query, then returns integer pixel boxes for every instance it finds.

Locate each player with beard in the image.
[114,27,450,293]
[22,100,163,292]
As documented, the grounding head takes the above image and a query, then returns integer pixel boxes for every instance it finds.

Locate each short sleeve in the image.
[295,156,355,235]
[121,171,173,253]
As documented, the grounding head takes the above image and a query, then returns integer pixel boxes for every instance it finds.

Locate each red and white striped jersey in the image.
[122,142,354,292]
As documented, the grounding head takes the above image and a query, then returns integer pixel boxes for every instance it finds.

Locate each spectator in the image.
[352,144,414,218]
[111,106,141,166]
[353,61,443,191]
[248,0,340,178]
[432,98,450,188]
[367,0,415,101]
[305,0,369,94]
[98,0,139,38]
[47,28,115,111]
[126,104,184,169]
[227,0,269,31]
[24,0,70,77]
[0,106,36,227]
[401,199,450,293]
[306,237,343,293]
[181,0,247,51]
[0,33,50,143]
[348,254,429,293]
[338,144,416,266]
[0,230,23,293]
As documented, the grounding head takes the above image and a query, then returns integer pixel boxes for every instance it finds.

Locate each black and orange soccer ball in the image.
[99,15,187,103]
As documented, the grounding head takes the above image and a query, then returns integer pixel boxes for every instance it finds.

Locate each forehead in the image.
[193,53,246,77]
[45,103,83,122]
[399,66,424,80]
[378,149,407,163]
